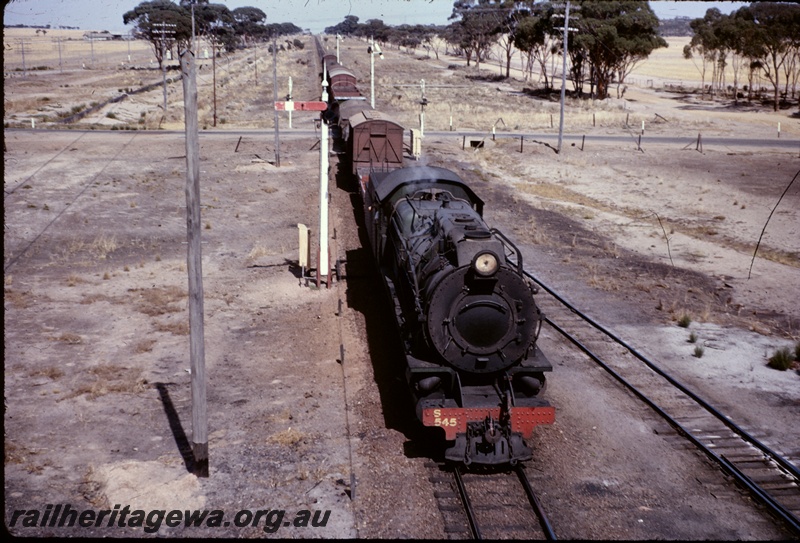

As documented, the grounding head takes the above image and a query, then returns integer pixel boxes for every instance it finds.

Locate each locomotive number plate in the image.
[421,406,555,441]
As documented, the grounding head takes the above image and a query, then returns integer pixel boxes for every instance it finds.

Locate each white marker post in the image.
[288,77,293,129]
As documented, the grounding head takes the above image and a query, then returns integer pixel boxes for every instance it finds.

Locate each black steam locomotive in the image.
[318,38,553,465]
[362,166,553,464]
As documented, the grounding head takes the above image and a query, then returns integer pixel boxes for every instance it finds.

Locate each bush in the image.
[677,314,692,328]
[693,345,704,358]
[768,347,793,371]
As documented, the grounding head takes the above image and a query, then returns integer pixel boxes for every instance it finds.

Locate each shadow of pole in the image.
[155,382,198,474]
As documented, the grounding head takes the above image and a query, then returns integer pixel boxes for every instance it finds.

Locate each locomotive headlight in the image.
[472,251,499,277]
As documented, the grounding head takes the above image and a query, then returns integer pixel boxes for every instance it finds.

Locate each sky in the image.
[3,0,752,34]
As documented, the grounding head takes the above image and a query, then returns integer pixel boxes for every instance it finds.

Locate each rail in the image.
[523,269,800,535]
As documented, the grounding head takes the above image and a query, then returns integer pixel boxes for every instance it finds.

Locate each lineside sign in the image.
[274,101,327,111]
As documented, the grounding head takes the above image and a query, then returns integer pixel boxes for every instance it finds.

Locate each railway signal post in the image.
[368,38,383,109]
[273,96,329,288]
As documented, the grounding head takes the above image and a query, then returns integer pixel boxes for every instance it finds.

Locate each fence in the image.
[3,34,157,74]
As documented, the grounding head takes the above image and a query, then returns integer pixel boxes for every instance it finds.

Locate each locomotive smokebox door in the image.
[427,267,539,374]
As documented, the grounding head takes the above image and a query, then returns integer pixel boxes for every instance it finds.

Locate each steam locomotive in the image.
[318,38,554,465]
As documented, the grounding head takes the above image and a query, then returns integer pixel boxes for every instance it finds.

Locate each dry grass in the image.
[3,28,159,70]
[133,338,157,354]
[79,293,116,305]
[28,365,65,380]
[4,288,34,309]
[131,285,186,316]
[63,363,148,401]
[55,332,83,344]
[66,273,86,287]
[153,319,190,336]
[91,235,117,259]
[268,428,306,447]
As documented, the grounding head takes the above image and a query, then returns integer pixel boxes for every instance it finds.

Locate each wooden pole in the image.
[556,0,570,154]
[272,35,281,167]
[180,49,208,478]
[212,42,217,127]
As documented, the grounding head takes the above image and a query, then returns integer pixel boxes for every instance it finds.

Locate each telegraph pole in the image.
[557,0,570,154]
[18,39,28,76]
[56,37,63,73]
[180,46,208,478]
[154,22,177,114]
[272,34,281,167]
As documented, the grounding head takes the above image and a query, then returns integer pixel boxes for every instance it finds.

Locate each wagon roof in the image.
[327,65,356,78]
[372,166,483,209]
[349,109,404,129]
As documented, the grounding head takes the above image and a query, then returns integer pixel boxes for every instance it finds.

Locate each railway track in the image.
[429,462,556,540]
[525,270,800,536]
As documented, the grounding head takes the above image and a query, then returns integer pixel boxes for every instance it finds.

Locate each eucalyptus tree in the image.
[683,8,725,99]
[231,6,267,46]
[123,0,193,67]
[570,1,665,100]
[447,0,506,68]
[734,2,800,111]
[512,2,557,88]
[324,15,361,36]
[189,2,236,52]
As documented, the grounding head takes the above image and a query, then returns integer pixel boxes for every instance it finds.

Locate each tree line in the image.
[122,0,302,68]
[327,1,667,101]
[325,0,799,110]
[683,2,800,111]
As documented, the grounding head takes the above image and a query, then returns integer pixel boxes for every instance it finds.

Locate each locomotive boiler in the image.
[362,166,554,465]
